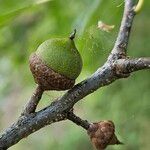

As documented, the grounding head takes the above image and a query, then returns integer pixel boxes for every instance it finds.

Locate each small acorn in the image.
[87,120,122,150]
[29,29,82,90]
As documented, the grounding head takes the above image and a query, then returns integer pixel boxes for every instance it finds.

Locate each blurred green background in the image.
[0,0,150,150]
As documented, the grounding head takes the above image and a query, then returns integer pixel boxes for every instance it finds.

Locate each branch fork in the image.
[0,0,149,149]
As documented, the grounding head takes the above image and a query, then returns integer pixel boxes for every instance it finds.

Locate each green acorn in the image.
[29,30,82,90]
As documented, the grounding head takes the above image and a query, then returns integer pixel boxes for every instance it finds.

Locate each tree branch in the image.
[0,63,118,149]
[108,0,135,60]
[0,110,67,150]
[115,57,150,73]
[0,0,149,149]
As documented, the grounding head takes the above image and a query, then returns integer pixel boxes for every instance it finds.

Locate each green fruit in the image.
[29,30,82,90]
[36,38,82,79]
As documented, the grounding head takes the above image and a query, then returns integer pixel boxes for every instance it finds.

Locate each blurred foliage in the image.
[0,0,150,150]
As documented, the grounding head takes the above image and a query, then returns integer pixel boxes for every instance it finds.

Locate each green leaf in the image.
[0,0,53,28]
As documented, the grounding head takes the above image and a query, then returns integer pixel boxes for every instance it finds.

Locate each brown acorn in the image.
[29,30,82,91]
[87,120,122,150]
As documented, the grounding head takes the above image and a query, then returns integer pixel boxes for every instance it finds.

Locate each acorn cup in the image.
[29,30,82,91]
[87,120,122,150]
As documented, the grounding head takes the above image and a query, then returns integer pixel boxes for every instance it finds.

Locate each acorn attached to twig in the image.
[87,120,122,150]
[29,29,82,90]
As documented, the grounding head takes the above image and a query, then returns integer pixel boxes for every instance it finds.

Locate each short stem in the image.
[67,111,90,130]
[21,85,44,115]
[134,0,144,13]
[69,29,76,40]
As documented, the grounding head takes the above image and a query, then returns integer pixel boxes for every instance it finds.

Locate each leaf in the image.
[72,0,102,36]
[0,0,53,28]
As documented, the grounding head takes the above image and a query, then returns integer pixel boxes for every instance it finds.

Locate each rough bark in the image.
[0,0,149,149]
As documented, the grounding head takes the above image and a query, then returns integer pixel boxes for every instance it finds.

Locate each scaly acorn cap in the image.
[29,30,82,90]
[87,120,122,150]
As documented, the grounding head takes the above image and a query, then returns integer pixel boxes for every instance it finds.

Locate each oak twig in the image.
[115,57,150,73]
[22,85,44,115]
[0,0,149,149]
[108,0,135,60]
[67,110,90,130]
